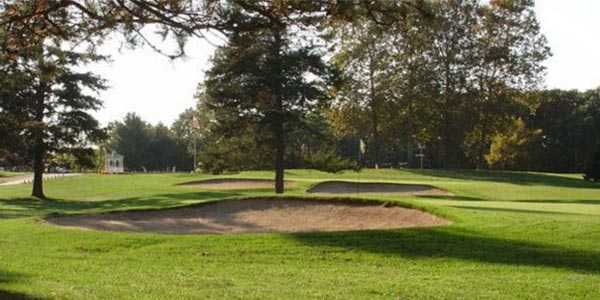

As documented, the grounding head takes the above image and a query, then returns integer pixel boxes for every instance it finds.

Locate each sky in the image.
[89,1,600,126]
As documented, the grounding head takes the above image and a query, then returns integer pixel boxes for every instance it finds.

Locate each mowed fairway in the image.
[1,169,600,299]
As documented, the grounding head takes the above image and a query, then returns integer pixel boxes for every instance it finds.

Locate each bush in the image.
[304,148,357,173]
[485,118,542,170]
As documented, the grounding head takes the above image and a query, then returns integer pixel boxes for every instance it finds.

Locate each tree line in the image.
[105,112,193,172]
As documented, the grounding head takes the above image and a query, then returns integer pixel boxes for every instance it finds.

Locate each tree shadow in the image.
[0,191,240,219]
[416,195,600,206]
[0,290,47,300]
[449,205,591,216]
[514,199,600,205]
[404,169,598,189]
[0,270,47,300]
[416,195,485,201]
[292,228,600,274]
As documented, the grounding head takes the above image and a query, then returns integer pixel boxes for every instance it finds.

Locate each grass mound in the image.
[307,180,452,196]
[177,178,295,190]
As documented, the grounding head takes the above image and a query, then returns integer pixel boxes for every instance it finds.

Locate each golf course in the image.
[1,169,599,299]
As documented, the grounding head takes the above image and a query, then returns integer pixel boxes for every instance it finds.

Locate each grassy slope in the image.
[0,169,599,299]
[0,172,21,177]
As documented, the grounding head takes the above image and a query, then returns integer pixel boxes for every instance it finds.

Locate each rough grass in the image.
[0,169,600,299]
[0,172,25,179]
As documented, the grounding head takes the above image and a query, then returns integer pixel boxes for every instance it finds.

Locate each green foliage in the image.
[107,113,192,172]
[50,152,97,172]
[584,147,600,182]
[485,118,542,170]
[304,147,357,173]
[201,3,337,192]
[529,88,600,172]
[197,125,271,175]
[0,36,107,197]
[327,0,549,168]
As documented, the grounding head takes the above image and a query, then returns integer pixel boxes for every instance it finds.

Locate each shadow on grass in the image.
[0,270,47,300]
[405,169,598,189]
[292,228,600,274]
[514,199,600,205]
[417,195,600,206]
[0,290,47,300]
[0,191,239,219]
[417,195,485,201]
[449,205,591,216]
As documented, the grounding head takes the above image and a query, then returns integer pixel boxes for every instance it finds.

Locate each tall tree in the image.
[328,0,549,169]
[203,3,334,193]
[0,41,106,198]
[329,20,390,168]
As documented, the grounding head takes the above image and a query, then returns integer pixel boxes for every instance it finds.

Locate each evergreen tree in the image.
[0,41,106,198]
[203,4,335,193]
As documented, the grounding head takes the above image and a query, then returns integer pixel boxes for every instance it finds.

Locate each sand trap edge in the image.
[44,196,451,235]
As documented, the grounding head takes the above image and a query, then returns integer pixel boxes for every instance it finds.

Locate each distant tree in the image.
[198,123,272,175]
[326,0,549,169]
[0,40,106,198]
[329,19,391,168]
[108,113,192,172]
[485,118,542,170]
[171,108,199,170]
[528,89,600,172]
[171,93,215,171]
[584,146,600,182]
[108,113,151,171]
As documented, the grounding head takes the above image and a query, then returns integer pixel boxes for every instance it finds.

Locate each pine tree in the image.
[203,5,334,193]
[0,41,106,198]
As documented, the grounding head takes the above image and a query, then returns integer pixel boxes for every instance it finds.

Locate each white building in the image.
[105,151,125,173]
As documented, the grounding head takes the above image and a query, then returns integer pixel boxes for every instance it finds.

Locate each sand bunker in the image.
[46,198,449,234]
[178,178,295,190]
[308,181,452,196]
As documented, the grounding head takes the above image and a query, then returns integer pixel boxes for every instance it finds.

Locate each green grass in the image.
[0,171,24,178]
[1,169,600,299]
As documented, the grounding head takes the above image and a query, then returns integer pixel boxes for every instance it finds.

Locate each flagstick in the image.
[357,139,361,195]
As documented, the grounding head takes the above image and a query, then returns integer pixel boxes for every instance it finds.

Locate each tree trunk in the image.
[271,24,285,194]
[31,144,45,198]
[31,80,46,199]
[274,118,285,194]
[368,47,380,169]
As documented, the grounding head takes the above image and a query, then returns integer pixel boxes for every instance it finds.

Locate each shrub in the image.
[304,148,357,173]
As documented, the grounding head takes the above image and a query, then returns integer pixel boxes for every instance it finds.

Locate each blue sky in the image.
[90,1,600,126]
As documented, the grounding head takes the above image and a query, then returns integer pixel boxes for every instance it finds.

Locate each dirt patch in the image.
[178,178,295,190]
[307,181,452,196]
[46,198,449,234]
